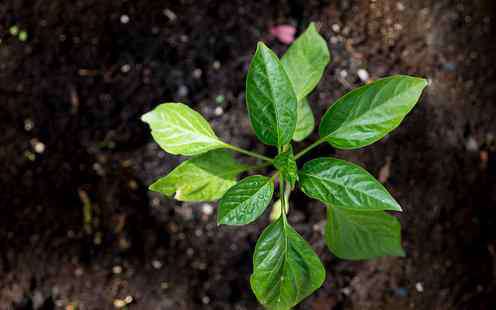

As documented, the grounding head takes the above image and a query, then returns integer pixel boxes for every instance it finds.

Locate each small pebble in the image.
[341,287,351,296]
[201,203,214,216]
[24,119,34,131]
[396,2,406,11]
[112,265,123,274]
[152,260,163,269]
[357,69,370,82]
[178,85,188,97]
[331,24,341,32]
[214,106,223,116]
[163,8,177,21]
[415,282,424,293]
[192,68,202,79]
[32,140,46,154]
[466,137,479,151]
[120,15,130,24]
[121,64,131,73]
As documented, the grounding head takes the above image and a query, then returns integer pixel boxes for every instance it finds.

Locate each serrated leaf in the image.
[149,150,247,202]
[217,175,274,225]
[141,102,226,156]
[292,97,315,142]
[299,157,402,212]
[250,217,326,310]
[273,145,298,187]
[319,75,428,149]
[281,22,330,102]
[325,205,405,259]
[246,42,297,146]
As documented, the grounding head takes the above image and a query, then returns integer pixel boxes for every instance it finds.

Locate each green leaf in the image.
[281,22,330,102]
[273,145,298,187]
[299,157,402,212]
[319,75,428,149]
[141,102,227,156]
[217,175,274,225]
[149,149,247,202]
[292,98,315,142]
[251,217,326,310]
[325,205,405,259]
[246,42,297,146]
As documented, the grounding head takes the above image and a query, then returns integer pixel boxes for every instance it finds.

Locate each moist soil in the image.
[1,0,496,309]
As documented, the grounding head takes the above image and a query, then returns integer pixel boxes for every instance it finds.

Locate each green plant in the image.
[142,23,427,309]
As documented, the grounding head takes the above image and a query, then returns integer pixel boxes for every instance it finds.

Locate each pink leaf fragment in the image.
[270,24,296,44]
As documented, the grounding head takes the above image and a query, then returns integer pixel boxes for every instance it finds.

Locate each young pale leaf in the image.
[246,42,297,146]
[299,157,402,212]
[217,175,274,225]
[250,217,326,310]
[319,75,428,149]
[149,150,247,202]
[292,98,315,142]
[281,22,330,102]
[141,102,227,156]
[325,205,405,259]
[273,145,298,187]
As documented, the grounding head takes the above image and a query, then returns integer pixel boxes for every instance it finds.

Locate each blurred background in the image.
[1,0,495,309]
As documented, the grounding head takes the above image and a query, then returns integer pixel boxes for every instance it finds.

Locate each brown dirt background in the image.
[1,0,495,309]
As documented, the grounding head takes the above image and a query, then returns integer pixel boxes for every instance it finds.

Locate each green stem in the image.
[279,174,288,221]
[248,162,272,171]
[226,144,273,162]
[294,138,326,160]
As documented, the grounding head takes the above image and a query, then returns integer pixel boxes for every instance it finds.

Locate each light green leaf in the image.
[319,75,428,149]
[246,42,297,146]
[217,175,274,225]
[251,217,326,310]
[281,22,330,102]
[292,98,315,142]
[149,150,247,202]
[299,157,402,212]
[273,145,298,187]
[141,102,226,156]
[325,205,405,259]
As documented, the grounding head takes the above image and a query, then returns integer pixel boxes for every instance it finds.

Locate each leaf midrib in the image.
[221,179,271,220]
[301,171,395,210]
[324,79,420,138]
[157,111,224,145]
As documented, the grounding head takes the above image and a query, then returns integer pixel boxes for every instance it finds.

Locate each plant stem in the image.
[279,174,288,218]
[248,162,272,171]
[226,144,273,162]
[294,138,326,160]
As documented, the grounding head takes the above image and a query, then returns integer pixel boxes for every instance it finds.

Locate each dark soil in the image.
[1,0,496,309]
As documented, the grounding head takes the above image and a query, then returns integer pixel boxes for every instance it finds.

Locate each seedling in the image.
[142,23,427,309]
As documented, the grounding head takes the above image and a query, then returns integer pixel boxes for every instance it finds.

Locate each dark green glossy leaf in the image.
[246,42,297,146]
[149,150,247,202]
[251,217,326,309]
[281,23,330,102]
[319,75,428,149]
[292,98,315,142]
[325,205,405,259]
[273,145,298,187]
[217,175,274,225]
[141,103,226,156]
[299,157,402,212]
